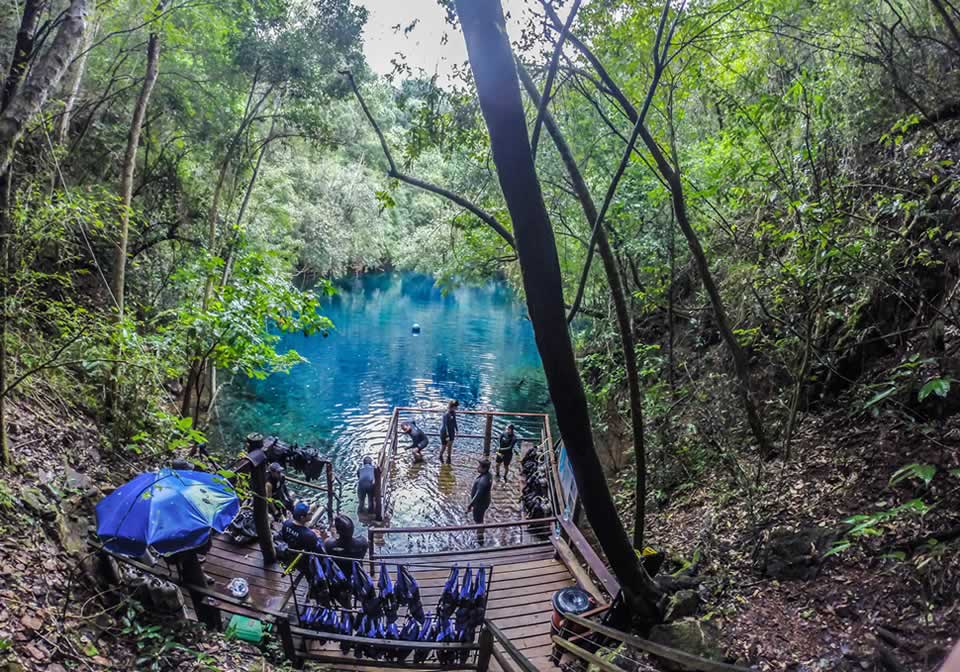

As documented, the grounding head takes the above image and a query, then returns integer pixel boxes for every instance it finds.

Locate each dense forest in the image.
[1,0,959,670]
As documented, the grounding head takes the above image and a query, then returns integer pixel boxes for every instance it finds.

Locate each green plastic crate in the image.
[225,615,267,643]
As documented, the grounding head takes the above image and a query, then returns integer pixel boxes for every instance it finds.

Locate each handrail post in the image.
[325,461,334,524]
[275,615,297,664]
[477,626,493,672]
[482,412,493,455]
[246,434,277,565]
[373,465,383,521]
[180,552,221,630]
[368,527,376,574]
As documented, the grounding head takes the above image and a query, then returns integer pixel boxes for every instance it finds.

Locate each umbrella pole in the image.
[180,552,221,630]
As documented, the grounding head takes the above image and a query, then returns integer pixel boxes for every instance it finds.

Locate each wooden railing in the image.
[553,612,751,672]
[374,407,400,521]
[368,517,557,560]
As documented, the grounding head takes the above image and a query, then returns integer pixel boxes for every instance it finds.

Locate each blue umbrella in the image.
[96,468,239,557]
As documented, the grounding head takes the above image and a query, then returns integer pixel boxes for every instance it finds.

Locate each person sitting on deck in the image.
[439,400,459,464]
[280,501,323,554]
[495,424,519,480]
[400,421,428,463]
[357,456,376,514]
[323,514,369,574]
[266,462,294,521]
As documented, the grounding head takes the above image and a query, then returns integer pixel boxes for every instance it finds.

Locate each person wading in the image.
[439,400,459,464]
[356,456,376,513]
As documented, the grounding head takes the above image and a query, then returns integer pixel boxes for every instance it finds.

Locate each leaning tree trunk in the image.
[0,0,90,467]
[107,5,162,423]
[517,63,648,549]
[454,0,660,622]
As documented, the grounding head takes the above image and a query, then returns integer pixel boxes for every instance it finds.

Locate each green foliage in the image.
[890,463,937,487]
[826,498,933,557]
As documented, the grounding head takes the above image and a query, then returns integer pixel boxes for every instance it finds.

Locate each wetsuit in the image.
[266,474,294,519]
[440,410,458,445]
[496,431,518,469]
[357,463,376,513]
[408,423,429,452]
[324,534,370,575]
[280,520,322,554]
[469,471,493,524]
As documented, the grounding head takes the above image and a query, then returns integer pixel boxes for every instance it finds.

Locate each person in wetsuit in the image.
[357,456,376,514]
[400,421,428,462]
[266,462,294,520]
[439,400,459,464]
[280,501,322,553]
[323,514,369,574]
[495,424,519,480]
[468,458,493,544]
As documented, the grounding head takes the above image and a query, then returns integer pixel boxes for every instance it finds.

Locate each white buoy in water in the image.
[411,323,421,334]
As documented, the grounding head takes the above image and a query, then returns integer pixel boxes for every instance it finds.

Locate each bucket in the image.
[550,586,593,636]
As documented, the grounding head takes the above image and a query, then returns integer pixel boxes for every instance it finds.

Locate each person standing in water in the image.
[467,458,493,543]
[400,421,428,462]
[495,423,519,480]
[439,400,459,464]
[356,456,376,513]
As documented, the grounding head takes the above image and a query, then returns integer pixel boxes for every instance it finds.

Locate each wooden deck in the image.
[184,536,577,670]
[100,408,620,672]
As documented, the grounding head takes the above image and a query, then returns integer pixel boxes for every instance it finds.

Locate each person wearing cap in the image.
[266,462,294,520]
[280,502,322,553]
[400,421,428,462]
[323,514,369,574]
[356,456,376,514]
[439,400,459,464]
[495,424,519,480]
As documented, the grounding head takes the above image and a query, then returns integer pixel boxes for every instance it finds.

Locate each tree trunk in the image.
[454,0,660,621]
[517,63,648,549]
[0,0,89,175]
[0,0,89,467]
[56,14,98,143]
[107,6,162,424]
[113,4,163,320]
[1,0,48,112]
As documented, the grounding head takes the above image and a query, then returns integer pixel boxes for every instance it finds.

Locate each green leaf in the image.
[84,643,100,657]
[823,540,851,558]
[865,386,897,409]
[918,378,950,401]
[890,463,937,487]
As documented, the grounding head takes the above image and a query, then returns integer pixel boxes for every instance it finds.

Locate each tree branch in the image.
[340,70,516,249]
[530,0,582,160]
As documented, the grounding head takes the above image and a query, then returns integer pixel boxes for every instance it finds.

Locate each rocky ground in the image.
[0,399,289,672]
[639,410,960,672]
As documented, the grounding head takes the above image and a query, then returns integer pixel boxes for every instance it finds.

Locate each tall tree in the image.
[0,0,90,465]
[112,1,165,321]
[454,0,660,620]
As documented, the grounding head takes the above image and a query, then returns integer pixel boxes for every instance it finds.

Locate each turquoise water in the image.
[213,272,550,512]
